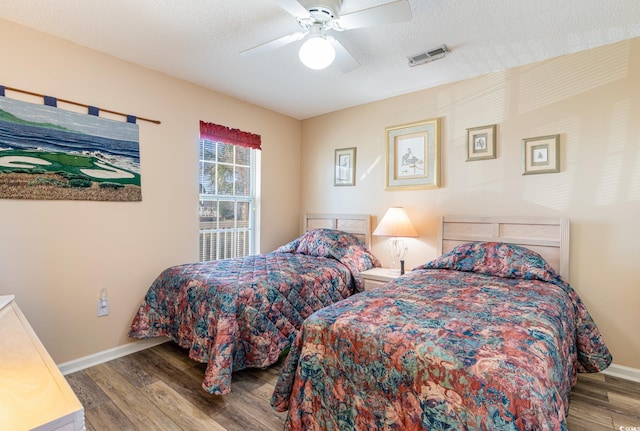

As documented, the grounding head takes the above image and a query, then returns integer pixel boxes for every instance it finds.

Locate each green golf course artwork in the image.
[0,96,141,201]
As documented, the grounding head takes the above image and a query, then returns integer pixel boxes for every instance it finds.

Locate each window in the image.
[198,122,261,261]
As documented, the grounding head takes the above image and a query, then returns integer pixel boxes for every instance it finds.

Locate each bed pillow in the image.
[276,228,381,272]
[415,241,560,282]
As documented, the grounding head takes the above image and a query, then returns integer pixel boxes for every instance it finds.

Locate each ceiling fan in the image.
[241,0,412,71]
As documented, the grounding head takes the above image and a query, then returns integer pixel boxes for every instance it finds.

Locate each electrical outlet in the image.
[97,298,109,317]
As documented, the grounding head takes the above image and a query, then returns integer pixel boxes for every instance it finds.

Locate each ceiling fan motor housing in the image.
[300,0,342,22]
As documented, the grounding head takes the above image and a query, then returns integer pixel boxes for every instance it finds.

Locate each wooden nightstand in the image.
[360,267,402,291]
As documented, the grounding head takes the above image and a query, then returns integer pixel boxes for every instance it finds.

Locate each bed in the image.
[128,214,380,395]
[271,216,612,430]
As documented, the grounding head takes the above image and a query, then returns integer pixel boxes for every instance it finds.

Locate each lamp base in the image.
[386,237,407,277]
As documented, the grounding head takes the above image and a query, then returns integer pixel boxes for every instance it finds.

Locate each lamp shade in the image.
[373,207,418,237]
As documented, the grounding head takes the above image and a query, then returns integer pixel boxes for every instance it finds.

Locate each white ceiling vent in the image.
[407,45,449,67]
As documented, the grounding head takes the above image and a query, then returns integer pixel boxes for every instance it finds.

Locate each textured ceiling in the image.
[2,0,639,119]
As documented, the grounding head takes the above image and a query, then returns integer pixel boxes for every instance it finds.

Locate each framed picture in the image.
[385,118,440,190]
[334,147,356,186]
[522,134,560,175]
[466,124,496,161]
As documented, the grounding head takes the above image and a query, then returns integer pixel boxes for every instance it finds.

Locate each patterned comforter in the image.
[129,228,380,395]
[272,242,612,430]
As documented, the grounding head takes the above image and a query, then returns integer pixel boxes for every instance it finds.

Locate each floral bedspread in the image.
[272,242,611,430]
[129,228,379,395]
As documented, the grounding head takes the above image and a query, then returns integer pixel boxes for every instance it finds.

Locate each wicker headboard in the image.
[304,214,372,248]
[437,216,570,280]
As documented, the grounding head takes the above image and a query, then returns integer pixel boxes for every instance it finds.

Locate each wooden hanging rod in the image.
[2,85,161,125]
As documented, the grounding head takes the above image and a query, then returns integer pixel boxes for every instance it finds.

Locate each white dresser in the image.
[0,295,84,431]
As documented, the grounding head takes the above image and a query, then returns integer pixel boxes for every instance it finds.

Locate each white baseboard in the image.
[57,340,640,385]
[602,363,640,383]
[57,337,170,376]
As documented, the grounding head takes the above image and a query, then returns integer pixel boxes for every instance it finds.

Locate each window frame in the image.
[198,138,260,261]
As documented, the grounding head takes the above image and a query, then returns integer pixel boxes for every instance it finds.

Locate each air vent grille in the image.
[408,45,449,67]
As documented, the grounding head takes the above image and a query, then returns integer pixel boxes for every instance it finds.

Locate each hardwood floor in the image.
[66,342,640,431]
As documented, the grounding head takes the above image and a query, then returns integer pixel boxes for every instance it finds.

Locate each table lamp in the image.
[372,207,418,275]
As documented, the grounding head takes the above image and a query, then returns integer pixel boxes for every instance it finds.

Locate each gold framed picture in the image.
[334,147,356,186]
[523,134,560,175]
[385,118,440,190]
[466,124,497,161]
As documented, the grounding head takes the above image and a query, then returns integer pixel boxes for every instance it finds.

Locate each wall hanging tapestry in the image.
[0,95,141,201]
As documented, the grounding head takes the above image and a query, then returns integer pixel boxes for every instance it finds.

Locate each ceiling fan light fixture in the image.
[298,34,335,70]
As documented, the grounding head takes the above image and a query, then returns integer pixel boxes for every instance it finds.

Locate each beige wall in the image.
[1,16,638,372]
[0,19,301,362]
[301,39,640,369]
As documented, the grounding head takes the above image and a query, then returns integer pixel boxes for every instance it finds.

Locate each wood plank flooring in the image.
[66,342,640,431]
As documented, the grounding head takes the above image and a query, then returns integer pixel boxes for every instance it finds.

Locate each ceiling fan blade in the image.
[241,31,306,57]
[336,0,412,30]
[273,0,311,18]
[328,37,360,73]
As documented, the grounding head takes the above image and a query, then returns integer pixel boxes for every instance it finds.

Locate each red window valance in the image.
[199,120,262,150]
